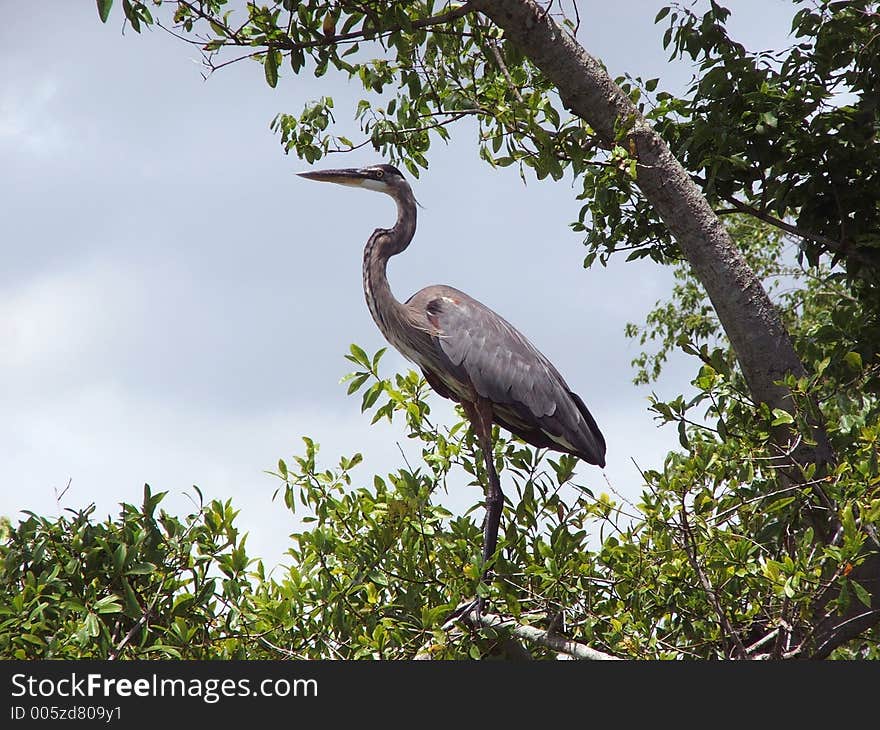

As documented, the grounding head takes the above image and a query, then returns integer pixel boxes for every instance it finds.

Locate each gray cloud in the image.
[2,2,795,567]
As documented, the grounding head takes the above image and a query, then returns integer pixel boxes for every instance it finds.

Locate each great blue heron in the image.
[298,163,606,590]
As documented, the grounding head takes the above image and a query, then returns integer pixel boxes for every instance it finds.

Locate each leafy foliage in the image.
[4,268,880,658]
[653,1,880,291]
[6,0,872,659]
[92,1,880,298]
[0,486,253,658]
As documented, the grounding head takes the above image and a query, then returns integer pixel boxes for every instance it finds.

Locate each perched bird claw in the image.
[446,597,484,627]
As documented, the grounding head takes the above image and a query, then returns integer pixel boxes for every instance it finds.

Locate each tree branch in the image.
[804,552,880,658]
[414,608,621,660]
[678,497,749,659]
[471,0,833,470]
[107,592,159,661]
[716,194,875,270]
[178,0,475,56]
[486,38,525,103]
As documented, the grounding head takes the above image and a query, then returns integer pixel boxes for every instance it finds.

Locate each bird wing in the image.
[412,287,606,466]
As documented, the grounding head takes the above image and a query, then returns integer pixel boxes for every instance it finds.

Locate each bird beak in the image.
[297,168,369,187]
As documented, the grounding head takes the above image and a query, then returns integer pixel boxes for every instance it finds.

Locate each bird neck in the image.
[362,191,417,337]
[385,191,418,256]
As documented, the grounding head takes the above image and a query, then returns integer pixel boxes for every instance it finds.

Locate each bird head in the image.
[297,163,408,196]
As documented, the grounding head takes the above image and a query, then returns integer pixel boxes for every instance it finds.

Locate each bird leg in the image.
[445,400,504,627]
[463,399,504,580]
[480,442,504,573]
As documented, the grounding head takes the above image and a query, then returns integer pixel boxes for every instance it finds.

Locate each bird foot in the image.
[445,597,484,627]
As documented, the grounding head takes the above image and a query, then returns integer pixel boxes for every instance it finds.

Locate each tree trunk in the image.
[470,0,880,655]
[472,0,833,466]
[805,552,880,658]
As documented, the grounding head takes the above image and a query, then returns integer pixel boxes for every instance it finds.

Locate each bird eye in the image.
[375,169,384,178]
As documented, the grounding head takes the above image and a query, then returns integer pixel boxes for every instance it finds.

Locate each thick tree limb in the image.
[476,612,620,660]
[471,0,833,468]
[464,1,880,655]
[414,608,621,660]
[803,552,880,658]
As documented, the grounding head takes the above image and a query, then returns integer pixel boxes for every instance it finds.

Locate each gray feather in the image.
[407,285,606,467]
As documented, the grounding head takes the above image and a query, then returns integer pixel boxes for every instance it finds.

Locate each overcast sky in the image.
[2,1,797,568]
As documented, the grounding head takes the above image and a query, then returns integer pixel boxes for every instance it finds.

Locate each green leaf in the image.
[851,579,872,609]
[94,596,123,614]
[264,50,279,88]
[85,612,100,638]
[841,502,856,537]
[763,560,781,582]
[865,498,880,524]
[844,351,862,371]
[361,382,384,411]
[121,578,141,617]
[112,543,127,572]
[677,420,690,449]
[771,408,794,426]
[759,111,778,129]
[122,0,140,32]
[126,562,157,575]
[346,372,370,395]
[767,496,796,513]
[348,343,370,368]
[96,0,113,23]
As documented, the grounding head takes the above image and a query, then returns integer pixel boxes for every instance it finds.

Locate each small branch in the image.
[382,109,482,138]
[258,635,304,659]
[678,497,750,659]
[54,477,72,515]
[480,613,619,659]
[487,39,525,103]
[107,593,158,661]
[744,627,779,655]
[717,194,873,269]
[772,600,792,659]
[107,618,145,660]
[182,0,474,56]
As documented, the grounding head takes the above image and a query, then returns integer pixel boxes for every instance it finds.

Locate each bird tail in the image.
[569,391,607,468]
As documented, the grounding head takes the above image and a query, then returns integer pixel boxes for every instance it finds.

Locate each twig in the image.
[744,627,779,655]
[107,593,159,661]
[182,0,475,56]
[487,39,525,104]
[717,194,873,269]
[678,496,750,659]
[258,635,304,659]
[54,478,72,515]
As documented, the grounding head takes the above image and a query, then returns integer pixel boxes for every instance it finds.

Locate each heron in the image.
[298,163,606,596]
